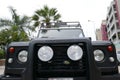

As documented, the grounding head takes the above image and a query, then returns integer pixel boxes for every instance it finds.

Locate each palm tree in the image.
[0,7,34,35]
[32,5,61,28]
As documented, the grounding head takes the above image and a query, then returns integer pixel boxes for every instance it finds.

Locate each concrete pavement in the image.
[0,66,4,75]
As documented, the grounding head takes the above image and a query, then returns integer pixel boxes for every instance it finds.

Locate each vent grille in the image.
[34,43,87,77]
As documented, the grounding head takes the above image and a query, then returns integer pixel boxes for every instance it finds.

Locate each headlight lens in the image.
[94,49,104,62]
[67,45,83,61]
[38,46,53,62]
[18,50,28,63]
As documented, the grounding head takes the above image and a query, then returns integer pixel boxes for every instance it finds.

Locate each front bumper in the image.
[0,74,120,80]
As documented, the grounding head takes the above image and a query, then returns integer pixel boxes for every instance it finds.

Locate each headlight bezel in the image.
[94,49,105,62]
[18,50,28,63]
[37,46,54,62]
[67,45,83,61]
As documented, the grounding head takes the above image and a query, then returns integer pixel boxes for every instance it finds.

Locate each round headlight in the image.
[18,50,28,63]
[94,49,104,62]
[67,45,83,61]
[38,46,53,62]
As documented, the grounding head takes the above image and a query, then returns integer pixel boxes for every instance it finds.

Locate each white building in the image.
[106,0,120,52]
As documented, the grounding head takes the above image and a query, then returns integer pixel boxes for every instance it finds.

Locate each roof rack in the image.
[40,21,81,28]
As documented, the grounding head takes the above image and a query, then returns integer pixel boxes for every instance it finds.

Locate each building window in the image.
[108,7,112,16]
[106,17,108,21]
[111,24,115,32]
[105,28,107,32]
[112,34,116,41]
[116,22,119,29]
[110,39,112,41]
[110,16,113,23]
[118,32,120,39]
[113,4,116,11]
[115,13,118,20]
[107,24,109,29]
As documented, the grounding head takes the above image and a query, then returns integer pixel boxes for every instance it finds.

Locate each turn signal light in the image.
[107,46,113,52]
[9,47,15,53]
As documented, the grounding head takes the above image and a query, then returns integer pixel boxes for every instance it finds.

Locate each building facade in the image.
[96,29,102,40]
[106,0,120,52]
[96,20,108,41]
[101,20,108,40]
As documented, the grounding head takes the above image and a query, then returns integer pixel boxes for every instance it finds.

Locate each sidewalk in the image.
[0,66,4,69]
[0,66,5,74]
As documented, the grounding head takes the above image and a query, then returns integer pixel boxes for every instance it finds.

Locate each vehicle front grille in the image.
[33,43,88,77]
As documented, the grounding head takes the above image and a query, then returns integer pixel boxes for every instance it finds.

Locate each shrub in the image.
[0,49,5,59]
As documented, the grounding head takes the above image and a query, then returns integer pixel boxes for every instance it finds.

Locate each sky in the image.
[0,0,113,40]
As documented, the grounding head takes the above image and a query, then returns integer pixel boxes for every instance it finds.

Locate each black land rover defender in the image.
[0,22,120,80]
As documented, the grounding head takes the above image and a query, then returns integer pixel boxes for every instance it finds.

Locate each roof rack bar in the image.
[40,21,81,28]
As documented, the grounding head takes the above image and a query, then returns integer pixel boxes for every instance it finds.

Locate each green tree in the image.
[0,7,34,36]
[0,26,28,45]
[0,29,11,45]
[32,5,61,28]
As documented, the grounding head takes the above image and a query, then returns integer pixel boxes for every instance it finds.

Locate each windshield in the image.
[38,28,84,38]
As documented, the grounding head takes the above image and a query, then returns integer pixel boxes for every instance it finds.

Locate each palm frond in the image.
[42,17,50,23]
[35,10,41,16]
[0,19,13,27]
[40,9,47,18]
[54,14,61,21]
[8,6,20,25]
[33,21,40,27]
[44,5,49,14]
[20,16,30,25]
[49,8,57,16]
[32,14,39,21]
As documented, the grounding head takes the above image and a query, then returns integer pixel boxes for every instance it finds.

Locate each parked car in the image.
[0,22,120,80]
